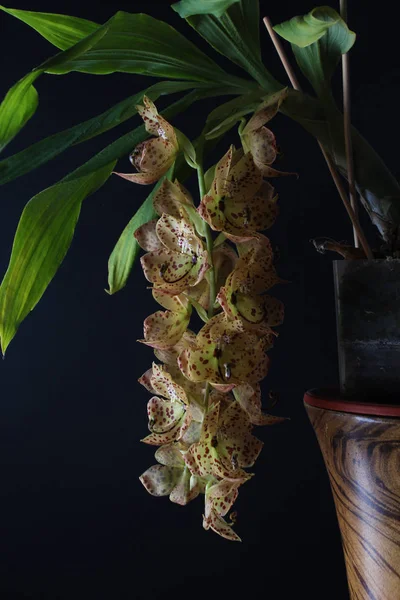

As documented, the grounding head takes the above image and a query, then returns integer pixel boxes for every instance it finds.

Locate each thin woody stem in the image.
[340,0,359,247]
[263,16,373,259]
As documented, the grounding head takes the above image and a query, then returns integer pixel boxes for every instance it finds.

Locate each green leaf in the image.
[175,128,198,168]
[274,7,356,96]
[0,17,110,152]
[0,161,115,355]
[0,71,40,152]
[273,6,351,48]
[0,81,202,186]
[180,2,279,90]
[106,168,173,295]
[45,11,236,86]
[0,5,99,50]
[236,0,261,61]
[172,0,240,18]
[205,88,263,138]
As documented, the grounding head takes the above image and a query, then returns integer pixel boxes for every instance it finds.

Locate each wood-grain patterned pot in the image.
[304,389,400,600]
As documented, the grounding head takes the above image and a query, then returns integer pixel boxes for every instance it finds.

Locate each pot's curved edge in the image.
[304,387,400,418]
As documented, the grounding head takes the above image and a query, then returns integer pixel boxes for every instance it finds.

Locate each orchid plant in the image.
[1,1,399,540]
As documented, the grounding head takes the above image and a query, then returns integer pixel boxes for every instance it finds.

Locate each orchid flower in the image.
[233,384,287,426]
[217,263,284,333]
[240,89,294,178]
[234,234,286,294]
[203,478,244,542]
[135,214,209,295]
[187,243,237,310]
[184,395,263,480]
[178,313,270,390]
[138,290,191,350]
[139,362,198,446]
[140,442,204,505]
[198,146,275,241]
[152,330,197,368]
[114,96,179,185]
[153,178,194,218]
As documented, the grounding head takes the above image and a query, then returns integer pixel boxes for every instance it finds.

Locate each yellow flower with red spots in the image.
[114,96,179,185]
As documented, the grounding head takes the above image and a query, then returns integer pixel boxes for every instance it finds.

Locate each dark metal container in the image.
[333,259,400,402]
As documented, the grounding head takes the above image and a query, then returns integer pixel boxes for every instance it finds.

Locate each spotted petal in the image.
[219,401,263,468]
[152,289,189,312]
[156,214,203,256]
[150,363,188,405]
[169,466,200,505]
[147,396,185,433]
[242,90,288,135]
[203,480,244,541]
[198,193,226,232]
[141,410,192,445]
[136,96,178,148]
[155,442,185,467]
[184,401,252,480]
[247,127,277,175]
[140,307,191,349]
[154,330,196,366]
[134,220,163,252]
[212,145,234,198]
[153,179,193,218]
[115,137,176,186]
[203,509,241,542]
[138,368,155,393]
[139,464,179,496]
[233,384,286,426]
[141,250,194,291]
[224,182,279,234]
[225,151,263,202]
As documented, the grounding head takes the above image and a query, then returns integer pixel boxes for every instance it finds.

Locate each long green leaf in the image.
[0,81,203,186]
[44,11,237,86]
[0,71,40,152]
[0,5,99,49]
[236,0,261,61]
[0,161,115,355]
[274,7,356,97]
[106,168,174,295]
[0,17,110,152]
[178,2,279,90]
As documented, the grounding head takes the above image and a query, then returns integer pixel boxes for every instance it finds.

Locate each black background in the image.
[1,1,398,599]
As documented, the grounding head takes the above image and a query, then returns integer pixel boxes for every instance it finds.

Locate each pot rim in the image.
[304,387,400,417]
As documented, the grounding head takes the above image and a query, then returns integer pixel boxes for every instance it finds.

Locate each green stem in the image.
[196,160,217,414]
[196,162,216,320]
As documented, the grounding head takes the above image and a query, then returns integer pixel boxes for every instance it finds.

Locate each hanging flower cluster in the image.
[116,94,289,541]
